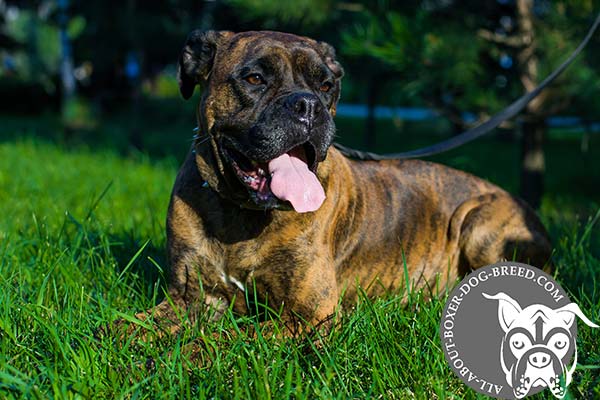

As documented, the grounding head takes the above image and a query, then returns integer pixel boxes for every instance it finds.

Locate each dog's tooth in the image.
[258,167,265,176]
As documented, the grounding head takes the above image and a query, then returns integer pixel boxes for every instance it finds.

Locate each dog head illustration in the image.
[483,292,598,399]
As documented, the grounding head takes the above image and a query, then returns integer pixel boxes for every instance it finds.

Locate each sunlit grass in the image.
[0,138,598,399]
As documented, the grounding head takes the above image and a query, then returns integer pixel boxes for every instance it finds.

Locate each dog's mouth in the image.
[221,142,325,212]
[223,142,325,212]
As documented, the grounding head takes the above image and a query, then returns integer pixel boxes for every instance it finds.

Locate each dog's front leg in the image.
[116,186,237,340]
[245,253,340,337]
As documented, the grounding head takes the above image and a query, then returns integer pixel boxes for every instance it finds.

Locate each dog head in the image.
[178,30,344,212]
[484,292,598,399]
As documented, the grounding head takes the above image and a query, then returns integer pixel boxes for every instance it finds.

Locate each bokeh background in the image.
[2,0,600,212]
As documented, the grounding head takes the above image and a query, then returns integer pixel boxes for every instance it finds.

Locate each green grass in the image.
[0,117,599,398]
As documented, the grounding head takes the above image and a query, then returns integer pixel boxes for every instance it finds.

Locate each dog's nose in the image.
[528,351,551,368]
[285,93,323,123]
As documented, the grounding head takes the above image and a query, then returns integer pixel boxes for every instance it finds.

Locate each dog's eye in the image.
[509,332,530,352]
[319,81,333,93]
[554,340,566,349]
[548,332,569,352]
[512,340,525,350]
[244,74,265,85]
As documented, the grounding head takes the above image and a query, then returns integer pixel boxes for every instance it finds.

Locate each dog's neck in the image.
[193,135,246,203]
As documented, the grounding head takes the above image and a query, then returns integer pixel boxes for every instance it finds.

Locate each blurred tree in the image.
[224,0,335,28]
[1,2,61,97]
[0,1,89,114]
[57,0,74,102]
[339,0,600,208]
[57,0,78,137]
[0,1,222,108]
[1,0,598,192]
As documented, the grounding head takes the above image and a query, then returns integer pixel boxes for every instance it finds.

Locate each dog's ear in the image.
[178,30,233,100]
[317,41,344,79]
[483,292,523,332]
[555,303,599,329]
[316,41,344,116]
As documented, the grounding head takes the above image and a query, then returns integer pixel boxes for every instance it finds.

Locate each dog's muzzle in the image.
[509,344,570,398]
[218,92,334,213]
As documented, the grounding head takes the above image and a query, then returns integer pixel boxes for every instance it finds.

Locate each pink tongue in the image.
[268,152,325,213]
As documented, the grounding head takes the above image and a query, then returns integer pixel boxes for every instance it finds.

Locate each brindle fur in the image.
[136,30,551,335]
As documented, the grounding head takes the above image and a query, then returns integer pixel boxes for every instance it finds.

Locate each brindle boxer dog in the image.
[137,30,551,335]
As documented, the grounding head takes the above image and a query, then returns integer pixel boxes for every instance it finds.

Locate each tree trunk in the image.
[516,0,547,208]
[519,118,545,209]
[58,3,76,101]
[58,0,76,140]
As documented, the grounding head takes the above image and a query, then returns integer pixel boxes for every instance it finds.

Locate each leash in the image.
[334,12,600,161]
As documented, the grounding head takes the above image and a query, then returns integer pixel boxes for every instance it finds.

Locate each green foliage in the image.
[3,9,60,90]
[225,0,334,27]
[341,12,414,66]
[3,0,599,122]
[142,66,180,99]
[1,7,88,93]
[67,15,86,39]
[61,96,97,129]
[339,0,600,117]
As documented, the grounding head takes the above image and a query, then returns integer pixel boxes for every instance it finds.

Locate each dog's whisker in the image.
[194,136,210,146]
[190,127,202,142]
